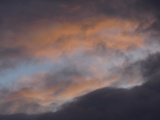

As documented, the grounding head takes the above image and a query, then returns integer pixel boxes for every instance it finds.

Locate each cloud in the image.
[1,0,160,116]
[0,0,158,72]
[1,52,160,119]
[0,62,118,114]
[0,16,148,73]
[0,51,158,114]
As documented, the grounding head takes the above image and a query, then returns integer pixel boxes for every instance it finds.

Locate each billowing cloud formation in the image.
[0,0,156,61]
[0,0,160,115]
[0,17,146,61]
[1,52,160,119]
[0,59,142,114]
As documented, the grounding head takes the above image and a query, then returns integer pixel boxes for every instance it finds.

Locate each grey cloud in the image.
[1,52,160,119]
[0,0,160,117]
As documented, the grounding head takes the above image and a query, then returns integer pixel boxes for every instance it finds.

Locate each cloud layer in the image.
[0,0,160,115]
[1,52,160,119]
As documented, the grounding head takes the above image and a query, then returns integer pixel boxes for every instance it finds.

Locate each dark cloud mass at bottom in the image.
[1,53,160,120]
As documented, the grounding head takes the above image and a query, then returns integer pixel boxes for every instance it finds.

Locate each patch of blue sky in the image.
[0,61,59,87]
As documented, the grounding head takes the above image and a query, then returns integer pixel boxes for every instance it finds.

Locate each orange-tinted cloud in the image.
[0,17,146,61]
[0,0,159,116]
[0,58,144,114]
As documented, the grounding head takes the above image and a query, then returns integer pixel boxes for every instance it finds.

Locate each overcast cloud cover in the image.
[0,0,160,119]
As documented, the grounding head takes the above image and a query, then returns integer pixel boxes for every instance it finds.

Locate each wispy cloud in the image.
[0,0,160,115]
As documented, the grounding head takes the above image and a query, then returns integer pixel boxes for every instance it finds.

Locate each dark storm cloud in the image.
[135,0,160,34]
[1,52,160,119]
[0,0,158,36]
[0,0,157,28]
[141,53,160,77]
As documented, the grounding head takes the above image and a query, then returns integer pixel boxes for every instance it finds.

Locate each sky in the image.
[1,0,160,119]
